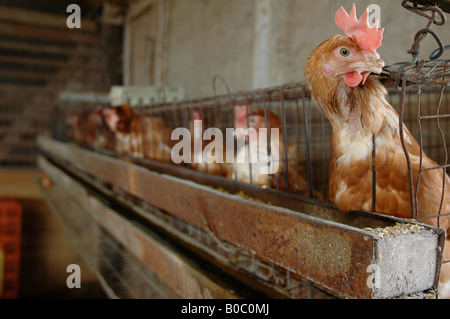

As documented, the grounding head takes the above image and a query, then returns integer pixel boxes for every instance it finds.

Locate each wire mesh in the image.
[53,82,449,203]
[43,178,180,299]
[380,3,450,292]
[54,84,333,200]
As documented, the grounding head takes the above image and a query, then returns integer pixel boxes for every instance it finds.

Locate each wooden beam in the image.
[0,96,54,106]
[38,136,446,299]
[0,128,47,135]
[0,85,42,95]
[0,154,36,163]
[0,6,97,32]
[0,141,37,148]
[0,55,104,70]
[0,69,103,84]
[0,70,53,81]
[0,113,45,121]
[0,21,99,45]
[0,40,101,57]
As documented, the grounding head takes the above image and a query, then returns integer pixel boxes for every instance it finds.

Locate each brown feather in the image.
[104,105,173,162]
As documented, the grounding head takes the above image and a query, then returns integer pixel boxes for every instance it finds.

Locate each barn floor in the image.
[0,169,107,298]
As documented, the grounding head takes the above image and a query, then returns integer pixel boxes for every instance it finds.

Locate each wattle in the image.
[343,71,362,87]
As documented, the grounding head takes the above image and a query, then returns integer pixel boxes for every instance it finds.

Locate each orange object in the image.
[0,200,22,299]
[0,243,4,297]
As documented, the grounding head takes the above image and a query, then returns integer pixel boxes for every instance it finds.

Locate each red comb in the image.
[234,105,249,119]
[192,110,201,120]
[335,3,384,52]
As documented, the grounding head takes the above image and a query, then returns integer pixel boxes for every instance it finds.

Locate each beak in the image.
[350,52,384,75]
[344,52,384,87]
[363,52,384,75]
[360,53,384,85]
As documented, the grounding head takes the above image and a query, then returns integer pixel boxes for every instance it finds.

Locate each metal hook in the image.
[402,0,446,26]
[430,44,450,60]
[410,28,446,61]
[402,1,448,62]
[212,75,232,97]
[395,62,416,87]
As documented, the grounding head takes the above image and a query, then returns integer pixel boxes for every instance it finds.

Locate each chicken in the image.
[103,104,144,157]
[66,112,84,142]
[305,4,450,298]
[188,110,228,176]
[86,106,110,149]
[142,113,173,162]
[228,105,322,199]
[103,104,173,162]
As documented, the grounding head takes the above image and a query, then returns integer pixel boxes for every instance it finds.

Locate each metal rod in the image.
[300,93,312,198]
[262,91,273,189]
[279,87,289,192]
[435,64,448,224]
[398,77,417,219]
[371,134,376,212]
[415,84,424,221]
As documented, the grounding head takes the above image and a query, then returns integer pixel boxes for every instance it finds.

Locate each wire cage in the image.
[53,83,332,197]
[52,80,450,202]
[50,71,450,297]
[46,0,450,299]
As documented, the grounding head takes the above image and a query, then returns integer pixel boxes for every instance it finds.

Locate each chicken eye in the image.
[339,47,351,57]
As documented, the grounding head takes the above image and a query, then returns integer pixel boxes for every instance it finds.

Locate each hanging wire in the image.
[402,0,449,62]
